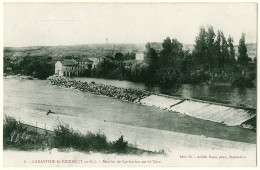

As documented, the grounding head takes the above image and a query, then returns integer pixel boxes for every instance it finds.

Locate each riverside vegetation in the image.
[4,26,256,87]
[3,115,162,155]
[92,27,256,87]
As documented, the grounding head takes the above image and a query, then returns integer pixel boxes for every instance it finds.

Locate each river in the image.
[3,78,256,146]
[74,77,257,109]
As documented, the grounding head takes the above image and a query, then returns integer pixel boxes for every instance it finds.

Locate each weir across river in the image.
[140,94,256,126]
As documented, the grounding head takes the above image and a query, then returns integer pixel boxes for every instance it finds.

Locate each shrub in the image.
[52,124,76,148]
[84,132,108,151]
[3,115,27,139]
[3,115,51,150]
[112,135,128,153]
[52,124,108,151]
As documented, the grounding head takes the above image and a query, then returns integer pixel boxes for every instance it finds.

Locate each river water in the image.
[74,77,257,109]
[3,78,256,144]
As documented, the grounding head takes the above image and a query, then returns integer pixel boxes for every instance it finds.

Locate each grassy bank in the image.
[3,115,163,155]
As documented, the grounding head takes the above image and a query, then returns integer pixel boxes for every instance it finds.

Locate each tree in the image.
[214,30,222,68]
[145,43,158,68]
[237,33,250,65]
[162,37,172,52]
[160,37,173,66]
[114,52,124,60]
[220,31,229,67]
[206,26,216,70]
[227,36,235,63]
[193,26,207,69]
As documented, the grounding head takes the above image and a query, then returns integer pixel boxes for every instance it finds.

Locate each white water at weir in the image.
[140,95,256,126]
[140,95,182,109]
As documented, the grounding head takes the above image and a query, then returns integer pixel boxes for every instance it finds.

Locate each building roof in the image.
[135,51,147,54]
[73,58,93,63]
[60,60,76,66]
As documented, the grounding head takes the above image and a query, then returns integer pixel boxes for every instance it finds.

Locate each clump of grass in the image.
[52,124,129,153]
[52,124,108,152]
[3,115,51,150]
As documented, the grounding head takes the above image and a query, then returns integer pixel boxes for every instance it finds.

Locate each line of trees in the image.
[4,56,55,79]
[93,25,256,87]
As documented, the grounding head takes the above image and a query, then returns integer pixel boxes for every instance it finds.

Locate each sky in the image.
[4,3,257,47]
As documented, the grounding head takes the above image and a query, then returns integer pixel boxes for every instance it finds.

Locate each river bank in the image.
[4,73,35,80]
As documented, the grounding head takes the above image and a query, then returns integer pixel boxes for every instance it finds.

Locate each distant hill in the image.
[4,43,257,60]
[4,44,144,61]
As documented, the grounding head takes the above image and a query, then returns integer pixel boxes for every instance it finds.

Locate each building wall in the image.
[62,66,77,76]
[89,57,102,68]
[135,53,145,60]
[55,60,93,77]
[55,61,63,76]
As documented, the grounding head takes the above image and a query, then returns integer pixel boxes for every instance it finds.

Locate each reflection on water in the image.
[74,77,256,109]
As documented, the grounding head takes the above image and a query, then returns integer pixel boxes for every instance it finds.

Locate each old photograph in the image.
[2,1,257,167]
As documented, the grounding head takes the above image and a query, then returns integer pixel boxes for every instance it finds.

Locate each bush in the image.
[112,135,128,153]
[3,115,27,139]
[84,133,108,151]
[3,115,51,150]
[53,124,78,148]
[52,124,108,151]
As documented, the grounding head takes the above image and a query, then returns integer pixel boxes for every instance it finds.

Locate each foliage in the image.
[238,33,251,65]
[3,115,51,150]
[4,56,55,79]
[3,115,139,154]
[52,124,108,151]
[3,115,26,139]
[112,135,128,153]
[92,27,255,87]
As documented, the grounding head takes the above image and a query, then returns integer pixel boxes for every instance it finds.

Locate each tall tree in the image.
[162,37,172,52]
[160,37,172,66]
[227,36,235,63]
[220,31,229,67]
[237,33,250,65]
[145,43,158,68]
[214,30,222,69]
[206,26,215,70]
[193,26,207,69]
[160,37,183,67]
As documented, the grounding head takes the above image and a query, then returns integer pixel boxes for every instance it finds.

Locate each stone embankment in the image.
[47,76,151,103]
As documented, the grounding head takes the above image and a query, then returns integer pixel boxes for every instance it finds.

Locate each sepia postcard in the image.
[1,0,258,168]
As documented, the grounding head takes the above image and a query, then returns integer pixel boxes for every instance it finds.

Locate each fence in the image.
[17,116,54,133]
